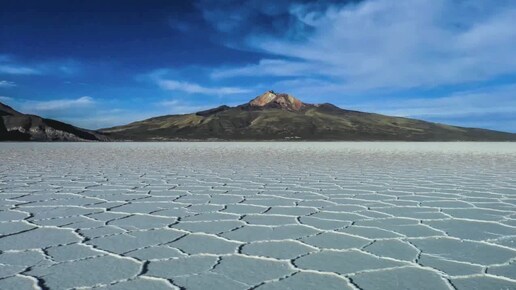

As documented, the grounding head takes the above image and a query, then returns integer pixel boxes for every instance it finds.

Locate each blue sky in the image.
[1,0,515,132]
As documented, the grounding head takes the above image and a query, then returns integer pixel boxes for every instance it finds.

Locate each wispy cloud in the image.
[0,65,40,75]
[345,84,516,132]
[0,96,99,127]
[63,99,219,129]
[211,59,315,79]
[0,80,16,87]
[347,85,516,118]
[205,0,516,92]
[0,57,82,76]
[0,96,13,102]
[158,99,214,114]
[158,79,251,95]
[61,110,161,130]
[20,96,95,112]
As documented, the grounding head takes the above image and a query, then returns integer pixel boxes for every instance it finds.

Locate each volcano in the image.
[99,91,516,141]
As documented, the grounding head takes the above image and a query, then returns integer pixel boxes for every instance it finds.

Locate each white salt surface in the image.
[0,142,515,290]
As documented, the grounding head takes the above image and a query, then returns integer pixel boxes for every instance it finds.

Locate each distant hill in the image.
[0,102,108,141]
[100,91,516,141]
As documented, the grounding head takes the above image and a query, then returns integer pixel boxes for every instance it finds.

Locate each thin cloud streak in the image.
[158,79,251,95]
[0,58,83,76]
[344,85,516,132]
[211,59,315,79]
[0,65,40,75]
[20,96,95,112]
[0,96,13,102]
[0,80,16,87]
[157,99,217,114]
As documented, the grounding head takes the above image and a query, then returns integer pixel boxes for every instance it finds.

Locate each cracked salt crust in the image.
[0,142,515,290]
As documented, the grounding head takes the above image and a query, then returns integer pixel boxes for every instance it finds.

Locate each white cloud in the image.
[61,111,159,130]
[0,80,16,87]
[347,86,516,119]
[211,59,316,79]
[158,79,251,95]
[0,65,40,75]
[20,96,95,112]
[158,99,216,114]
[0,96,13,102]
[0,58,83,76]
[214,0,516,92]
[0,96,100,128]
[342,84,516,132]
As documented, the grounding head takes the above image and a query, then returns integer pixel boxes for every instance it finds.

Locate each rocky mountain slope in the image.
[100,91,516,141]
[0,102,108,141]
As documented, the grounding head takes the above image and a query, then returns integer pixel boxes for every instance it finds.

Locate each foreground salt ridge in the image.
[0,143,514,290]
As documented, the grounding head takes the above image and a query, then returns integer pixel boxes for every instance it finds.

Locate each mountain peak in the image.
[249,91,304,111]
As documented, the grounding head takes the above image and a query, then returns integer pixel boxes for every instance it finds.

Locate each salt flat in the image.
[0,142,515,290]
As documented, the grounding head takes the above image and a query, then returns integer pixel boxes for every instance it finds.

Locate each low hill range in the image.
[1,91,515,141]
[0,102,108,141]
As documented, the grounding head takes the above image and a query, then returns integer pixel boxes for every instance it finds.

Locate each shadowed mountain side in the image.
[0,102,109,141]
[100,91,516,141]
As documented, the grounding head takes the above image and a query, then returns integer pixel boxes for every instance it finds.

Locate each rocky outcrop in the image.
[248,91,305,111]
